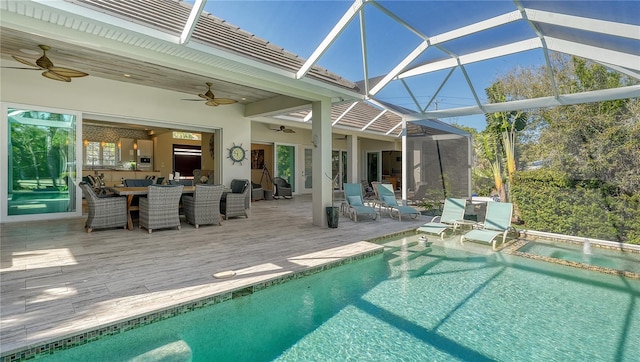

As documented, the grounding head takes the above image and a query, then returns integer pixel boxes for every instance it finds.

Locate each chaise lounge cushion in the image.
[348,195,363,206]
[382,195,397,206]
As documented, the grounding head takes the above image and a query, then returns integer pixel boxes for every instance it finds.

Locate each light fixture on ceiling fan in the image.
[3,44,89,82]
[182,82,237,107]
[271,125,295,133]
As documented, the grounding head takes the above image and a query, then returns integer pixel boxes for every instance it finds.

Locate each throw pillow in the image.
[382,195,398,206]
[348,195,363,206]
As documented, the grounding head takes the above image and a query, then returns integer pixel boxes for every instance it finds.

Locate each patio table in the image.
[110,186,195,230]
[453,219,479,233]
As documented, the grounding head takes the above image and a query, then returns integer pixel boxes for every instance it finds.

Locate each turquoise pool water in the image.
[37,237,640,361]
[518,239,640,274]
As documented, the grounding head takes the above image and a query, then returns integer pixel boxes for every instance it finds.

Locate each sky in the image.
[189,1,552,131]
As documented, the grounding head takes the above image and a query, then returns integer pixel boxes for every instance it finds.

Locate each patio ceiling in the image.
[1,0,638,137]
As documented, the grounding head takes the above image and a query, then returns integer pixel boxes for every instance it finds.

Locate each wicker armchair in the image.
[220,179,250,219]
[79,182,127,233]
[139,185,184,233]
[182,184,224,228]
[273,177,292,199]
[251,182,264,201]
[193,169,215,185]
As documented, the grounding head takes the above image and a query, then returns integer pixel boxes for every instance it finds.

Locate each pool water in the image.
[518,239,640,274]
[38,237,640,361]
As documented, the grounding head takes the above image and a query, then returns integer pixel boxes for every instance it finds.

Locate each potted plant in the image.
[325,173,339,228]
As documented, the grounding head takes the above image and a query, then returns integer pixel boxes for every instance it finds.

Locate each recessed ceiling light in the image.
[123,74,131,78]
[241,97,247,101]
[19,48,39,55]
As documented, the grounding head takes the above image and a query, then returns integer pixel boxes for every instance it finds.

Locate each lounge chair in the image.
[376,183,420,221]
[460,202,513,250]
[416,198,467,238]
[361,180,375,200]
[182,184,224,228]
[344,183,378,222]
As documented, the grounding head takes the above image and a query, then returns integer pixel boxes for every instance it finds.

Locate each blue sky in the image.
[193,1,550,131]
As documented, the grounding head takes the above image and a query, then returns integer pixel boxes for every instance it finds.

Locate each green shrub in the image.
[511,170,639,244]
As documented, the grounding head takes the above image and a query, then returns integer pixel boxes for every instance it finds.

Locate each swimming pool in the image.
[36,236,640,361]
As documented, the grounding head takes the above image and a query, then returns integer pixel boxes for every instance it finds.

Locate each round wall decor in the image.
[227,143,247,165]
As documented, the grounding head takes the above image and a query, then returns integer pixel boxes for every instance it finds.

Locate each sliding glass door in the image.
[367,151,380,184]
[300,147,313,193]
[331,150,348,190]
[275,144,296,193]
[2,104,82,221]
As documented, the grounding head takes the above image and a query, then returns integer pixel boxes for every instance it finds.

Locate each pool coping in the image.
[1,230,414,362]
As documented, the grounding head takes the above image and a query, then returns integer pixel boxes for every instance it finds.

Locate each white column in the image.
[311,98,333,227]
[401,119,408,204]
[347,135,358,183]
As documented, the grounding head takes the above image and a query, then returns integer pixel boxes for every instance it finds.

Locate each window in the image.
[84,142,116,166]
[103,143,116,165]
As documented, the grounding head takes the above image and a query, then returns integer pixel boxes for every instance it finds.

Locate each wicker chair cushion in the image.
[230,179,248,193]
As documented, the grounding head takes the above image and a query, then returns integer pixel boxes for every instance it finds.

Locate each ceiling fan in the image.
[272,125,295,133]
[182,82,237,106]
[4,45,88,82]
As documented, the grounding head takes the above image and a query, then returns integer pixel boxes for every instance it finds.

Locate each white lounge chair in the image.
[460,202,513,250]
[416,198,467,238]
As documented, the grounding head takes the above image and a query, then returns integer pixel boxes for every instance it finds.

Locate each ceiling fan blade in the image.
[1,66,41,70]
[213,98,237,105]
[198,93,210,100]
[11,55,39,68]
[205,100,219,107]
[182,98,205,101]
[283,129,296,133]
[48,66,88,78]
[42,70,71,82]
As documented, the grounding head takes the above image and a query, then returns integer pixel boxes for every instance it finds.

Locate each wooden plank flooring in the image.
[0,195,426,355]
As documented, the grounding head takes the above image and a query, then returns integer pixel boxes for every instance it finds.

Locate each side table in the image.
[453,219,478,233]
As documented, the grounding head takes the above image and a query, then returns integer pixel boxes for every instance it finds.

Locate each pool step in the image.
[387,244,433,266]
[382,240,420,255]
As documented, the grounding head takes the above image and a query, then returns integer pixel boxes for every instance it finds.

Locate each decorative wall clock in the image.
[227,143,247,165]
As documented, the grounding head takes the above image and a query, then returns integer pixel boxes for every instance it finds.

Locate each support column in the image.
[401,120,408,204]
[311,98,333,227]
[347,135,358,183]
